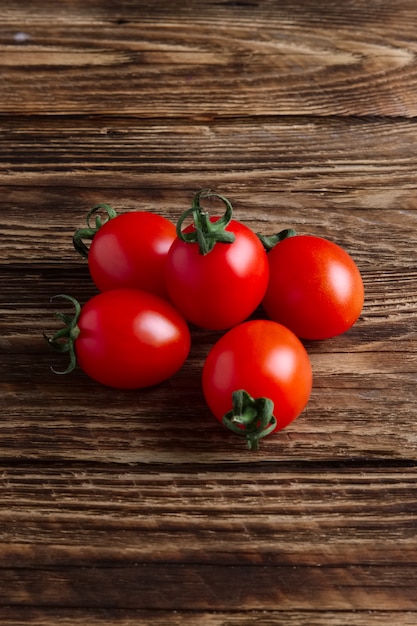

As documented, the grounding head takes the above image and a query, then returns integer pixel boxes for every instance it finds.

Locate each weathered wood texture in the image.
[1,1,417,624]
[2,1,417,116]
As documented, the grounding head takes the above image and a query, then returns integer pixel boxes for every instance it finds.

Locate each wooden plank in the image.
[0,466,416,561]
[3,0,417,23]
[1,1,417,116]
[0,467,416,611]
[1,564,417,610]
[2,118,417,192]
[1,609,417,626]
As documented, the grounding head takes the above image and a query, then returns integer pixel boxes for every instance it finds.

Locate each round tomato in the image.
[165,191,269,330]
[46,288,191,389]
[262,234,364,340]
[73,205,176,298]
[202,319,312,449]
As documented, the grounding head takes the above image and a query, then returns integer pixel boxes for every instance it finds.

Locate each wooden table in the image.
[1,1,417,624]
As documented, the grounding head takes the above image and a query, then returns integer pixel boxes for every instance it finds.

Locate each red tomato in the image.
[75,208,176,298]
[262,235,364,340]
[165,194,269,330]
[47,289,190,389]
[202,319,312,449]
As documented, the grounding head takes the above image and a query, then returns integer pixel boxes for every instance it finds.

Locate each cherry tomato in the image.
[262,234,364,340]
[74,206,176,298]
[165,192,269,330]
[47,288,191,389]
[202,319,312,449]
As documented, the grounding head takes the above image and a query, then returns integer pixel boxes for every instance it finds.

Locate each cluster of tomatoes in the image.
[46,190,364,450]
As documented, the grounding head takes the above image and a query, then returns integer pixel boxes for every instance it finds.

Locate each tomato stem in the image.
[222,389,277,451]
[44,294,81,375]
[73,204,118,258]
[176,190,236,255]
[257,228,297,251]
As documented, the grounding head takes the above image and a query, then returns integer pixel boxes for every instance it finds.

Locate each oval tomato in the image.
[262,234,364,340]
[47,288,191,389]
[74,206,176,298]
[202,319,312,449]
[165,192,269,330]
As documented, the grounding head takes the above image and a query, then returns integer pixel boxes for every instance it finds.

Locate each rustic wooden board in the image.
[1,1,417,624]
[1,0,417,117]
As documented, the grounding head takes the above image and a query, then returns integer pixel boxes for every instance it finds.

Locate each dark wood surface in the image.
[1,1,417,624]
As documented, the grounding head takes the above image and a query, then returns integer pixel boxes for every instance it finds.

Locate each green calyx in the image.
[73,203,118,258]
[43,294,81,375]
[176,190,236,255]
[257,228,297,251]
[222,389,277,451]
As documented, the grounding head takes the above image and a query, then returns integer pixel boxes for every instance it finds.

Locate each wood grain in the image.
[2,0,417,116]
[1,466,416,612]
[1,611,417,626]
[2,118,417,192]
[1,0,417,624]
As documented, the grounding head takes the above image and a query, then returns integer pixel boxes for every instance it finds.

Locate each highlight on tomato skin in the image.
[261,234,365,340]
[202,319,313,449]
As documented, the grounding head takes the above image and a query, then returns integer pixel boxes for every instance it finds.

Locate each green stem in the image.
[73,203,118,258]
[257,228,297,251]
[222,389,277,451]
[44,295,81,375]
[176,190,236,255]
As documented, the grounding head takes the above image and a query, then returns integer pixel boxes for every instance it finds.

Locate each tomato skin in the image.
[165,219,269,330]
[262,235,365,340]
[74,288,190,389]
[202,319,312,433]
[88,212,176,298]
